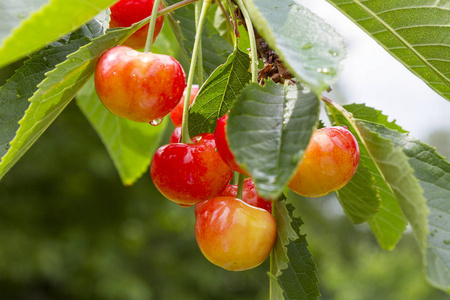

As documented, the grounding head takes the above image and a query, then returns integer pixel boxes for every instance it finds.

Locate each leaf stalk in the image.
[144,0,162,52]
[181,0,213,144]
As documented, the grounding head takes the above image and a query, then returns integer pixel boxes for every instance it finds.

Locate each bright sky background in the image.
[298,0,450,143]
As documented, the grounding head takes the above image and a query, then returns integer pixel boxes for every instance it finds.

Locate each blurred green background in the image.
[1,9,450,300]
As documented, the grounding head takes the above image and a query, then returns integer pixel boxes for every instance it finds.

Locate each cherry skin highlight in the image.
[150,133,233,206]
[215,114,249,175]
[110,0,164,50]
[95,46,186,123]
[195,196,276,271]
[288,126,360,197]
[170,85,199,127]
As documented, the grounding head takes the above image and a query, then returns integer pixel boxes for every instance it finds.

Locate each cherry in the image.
[170,85,199,127]
[169,126,182,143]
[214,114,249,175]
[219,178,272,212]
[288,126,360,197]
[95,46,186,123]
[110,0,164,50]
[150,133,233,206]
[195,196,277,271]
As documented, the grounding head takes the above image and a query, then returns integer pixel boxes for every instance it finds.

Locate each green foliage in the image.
[165,0,233,74]
[270,199,320,300]
[335,162,380,224]
[364,122,450,292]
[327,105,409,250]
[330,103,450,292]
[227,81,319,199]
[77,78,168,186]
[0,17,112,179]
[324,0,450,101]
[0,0,118,68]
[188,48,251,136]
[243,0,345,95]
[356,121,429,250]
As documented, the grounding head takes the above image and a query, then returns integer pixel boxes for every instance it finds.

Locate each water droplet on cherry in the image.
[150,118,162,126]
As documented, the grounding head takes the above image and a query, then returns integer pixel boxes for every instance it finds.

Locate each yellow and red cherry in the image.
[288,126,360,197]
[170,85,199,127]
[219,178,272,212]
[150,133,233,206]
[95,46,186,123]
[214,114,249,175]
[195,196,277,271]
[109,0,164,49]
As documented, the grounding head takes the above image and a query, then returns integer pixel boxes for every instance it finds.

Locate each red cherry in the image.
[95,46,186,123]
[219,178,272,212]
[288,126,360,197]
[110,0,164,50]
[169,126,182,143]
[195,196,276,271]
[214,114,249,175]
[170,85,199,127]
[151,133,233,206]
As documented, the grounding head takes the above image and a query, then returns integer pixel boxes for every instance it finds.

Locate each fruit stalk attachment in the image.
[181,0,213,144]
[144,0,163,52]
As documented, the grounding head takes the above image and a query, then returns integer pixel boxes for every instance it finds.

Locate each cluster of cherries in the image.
[94,0,360,271]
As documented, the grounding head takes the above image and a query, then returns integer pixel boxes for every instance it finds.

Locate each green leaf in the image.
[270,199,320,300]
[357,121,429,251]
[165,0,233,75]
[335,161,380,224]
[324,0,450,101]
[327,104,408,250]
[0,33,91,158]
[227,80,319,199]
[188,48,251,136]
[0,21,136,179]
[242,0,345,95]
[0,0,118,68]
[76,78,167,186]
[365,124,450,293]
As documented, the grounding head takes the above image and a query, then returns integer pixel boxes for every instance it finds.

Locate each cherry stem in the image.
[236,173,245,200]
[144,0,163,52]
[181,0,212,144]
[217,0,237,48]
[119,0,199,46]
[195,1,204,85]
[235,0,258,83]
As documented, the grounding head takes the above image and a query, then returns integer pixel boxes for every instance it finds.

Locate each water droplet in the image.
[430,233,435,237]
[4,144,11,151]
[150,118,162,126]
[439,215,442,218]
[302,43,313,50]
[328,50,338,57]
[434,229,438,233]
[444,240,450,245]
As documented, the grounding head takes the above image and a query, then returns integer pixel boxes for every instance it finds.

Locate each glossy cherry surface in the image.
[110,0,164,49]
[169,126,182,143]
[170,85,199,127]
[214,114,249,175]
[95,46,186,123]
[195,196,276,271]
[219,178,272,212]
[288,126,360,197]
[151,133,233,206]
